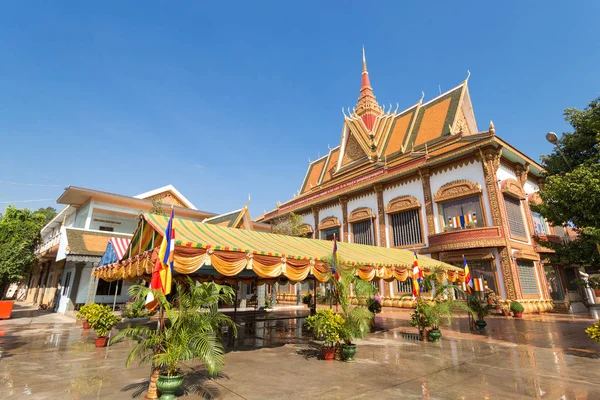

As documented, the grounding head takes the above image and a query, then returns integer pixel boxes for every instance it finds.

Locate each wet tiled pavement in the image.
[1,304,600,399]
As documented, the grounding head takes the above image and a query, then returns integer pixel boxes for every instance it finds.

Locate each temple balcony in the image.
[35,231,61,258]
[428,226,505,253]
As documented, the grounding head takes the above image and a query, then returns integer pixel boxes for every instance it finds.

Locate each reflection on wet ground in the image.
[1,306,599,399]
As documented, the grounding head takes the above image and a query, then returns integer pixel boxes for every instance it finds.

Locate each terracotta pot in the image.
[0,300,14,319]
[322,347,335,360]
[82,321,91,329]
[502,311,510,317]
[94,336,109,348]
[513,312,523,319]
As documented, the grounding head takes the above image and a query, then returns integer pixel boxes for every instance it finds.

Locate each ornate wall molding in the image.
[385,195,421,214]
[527,192,542,205]
[312,207,320,238]
[318,216,341,230]
[298,224,313,235]
[419,168,436,235]
[501,178,526,200]
[514,163,530,187]
[339,196,349,242]
[348,207,375,223]
[434,179,482,203]
[374,184,386,247]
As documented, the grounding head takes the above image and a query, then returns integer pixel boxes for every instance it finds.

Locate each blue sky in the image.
[1,2,599,218]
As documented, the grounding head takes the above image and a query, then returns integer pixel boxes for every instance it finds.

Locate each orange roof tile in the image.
[414,97,452,147]
[300,157,327,194]
[320,147,340,184]
[383,109,417,158]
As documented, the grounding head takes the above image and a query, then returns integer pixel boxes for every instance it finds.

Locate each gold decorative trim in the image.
[528,192,542,205]
[298,224,313,234]
[434,179,482,202]
[501,178,526,200]
[348,207,375,223]
[318,216,341,230]
[385,195,420,214]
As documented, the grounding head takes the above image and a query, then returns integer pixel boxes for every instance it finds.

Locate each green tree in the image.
[35,206,57,225]
[0,206,46,298]
[533,97,600,269]
[272,212,308,237]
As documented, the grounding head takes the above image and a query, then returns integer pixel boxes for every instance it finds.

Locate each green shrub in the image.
[121,298,151,319]
[87,304,121,337]
[76,303,98,321]
[366,297,382,314]
[305,309,344,347]
[586,321,600,342]
[510,301,525,313]
[302,293,313,306]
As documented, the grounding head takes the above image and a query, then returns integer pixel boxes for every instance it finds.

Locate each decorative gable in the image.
[340,134,368,168]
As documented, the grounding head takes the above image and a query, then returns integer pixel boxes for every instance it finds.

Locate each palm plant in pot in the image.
[111,279,237,400]
[305,309,343,360]
[410,267,471,342]
[86,304,121,347]
[467,295,492,330]
[327,256,375,362]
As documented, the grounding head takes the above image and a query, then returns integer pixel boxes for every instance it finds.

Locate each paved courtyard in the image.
[1,304,600,399]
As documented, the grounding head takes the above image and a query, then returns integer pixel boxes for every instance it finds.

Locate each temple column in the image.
[374,184,386,247]
[480,148,519,299]
[312,206,320,240]
[339,196,349,242]
[419,168,436,235]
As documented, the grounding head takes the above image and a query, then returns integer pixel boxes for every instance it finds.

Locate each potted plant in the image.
[76,303,96,329]
[500,303,510,317]
[468,295,492,330]
[410,267,471,342]
[111,279,237,400]
[327,256,375,362]
[510,301,525,318]
[305,309,344,360]
[87,304,121,347]
[302,293,313,307]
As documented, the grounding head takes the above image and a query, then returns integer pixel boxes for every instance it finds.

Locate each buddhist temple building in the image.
[259,50,560,312]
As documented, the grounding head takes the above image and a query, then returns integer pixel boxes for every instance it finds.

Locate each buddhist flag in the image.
[464,256,473,294]
[332,235,340,281]
[145,208,175,310]
[412,252,421,298]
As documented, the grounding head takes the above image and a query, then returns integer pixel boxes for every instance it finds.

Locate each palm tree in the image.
[111,278,237,377]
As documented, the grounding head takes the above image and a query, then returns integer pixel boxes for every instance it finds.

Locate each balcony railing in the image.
[428,226,505,253]
[35,232,61,255]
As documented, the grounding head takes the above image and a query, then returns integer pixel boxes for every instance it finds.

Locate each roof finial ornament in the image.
[341,107,347,118]
[419,91,425,103]
[327,144,332,151]
[388,103,393,114]
[245,193,251,207]
[465,70,471,82]
[489,120,495,135]
[394,103,399,113]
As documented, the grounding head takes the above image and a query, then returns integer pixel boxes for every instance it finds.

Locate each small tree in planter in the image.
[305,309,344,360]
[324,255,375,362]
[366,295,382,315]
[86,304,121,347]
[76,303,97,329]
[111,279,237,400]
[510,301,525,318]
[467,295,493,330]
[409,267,471,342]
[500,303,511,317]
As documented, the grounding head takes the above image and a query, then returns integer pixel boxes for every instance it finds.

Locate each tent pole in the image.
[312,277,317,315]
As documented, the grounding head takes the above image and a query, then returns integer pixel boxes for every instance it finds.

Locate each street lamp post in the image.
[545,132,572,171]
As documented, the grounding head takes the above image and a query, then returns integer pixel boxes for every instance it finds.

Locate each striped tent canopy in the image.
[99,237,132,266]
[93,213,465,284]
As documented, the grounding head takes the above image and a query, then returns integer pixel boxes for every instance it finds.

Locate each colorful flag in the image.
[332,235,340,281]
[412,252,421,298]
[145,209,175,309]
[464,256,473,294]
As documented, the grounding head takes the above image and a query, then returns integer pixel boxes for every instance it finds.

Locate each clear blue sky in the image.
[1,2,599,217]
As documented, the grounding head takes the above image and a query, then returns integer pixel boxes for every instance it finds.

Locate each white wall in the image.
[88,211,138,234]
[74,203,89,228]
[347,193,378,244]
[524,179,539,195]
[497,164,517,182]
[382,179,427,247]
[300,213,314,230]
[429,160,492,229]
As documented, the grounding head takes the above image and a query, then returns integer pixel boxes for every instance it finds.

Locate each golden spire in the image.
[356,46,382,131]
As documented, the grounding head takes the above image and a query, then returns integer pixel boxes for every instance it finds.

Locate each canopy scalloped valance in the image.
[92,213,464,284]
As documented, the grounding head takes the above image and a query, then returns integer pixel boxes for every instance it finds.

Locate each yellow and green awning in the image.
[93,213,465,284]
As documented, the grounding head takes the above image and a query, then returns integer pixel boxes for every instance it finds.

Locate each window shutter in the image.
[390,209,423,247]
[351,220,374,245]
[516,260,538,295]
[504,196,527,238]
